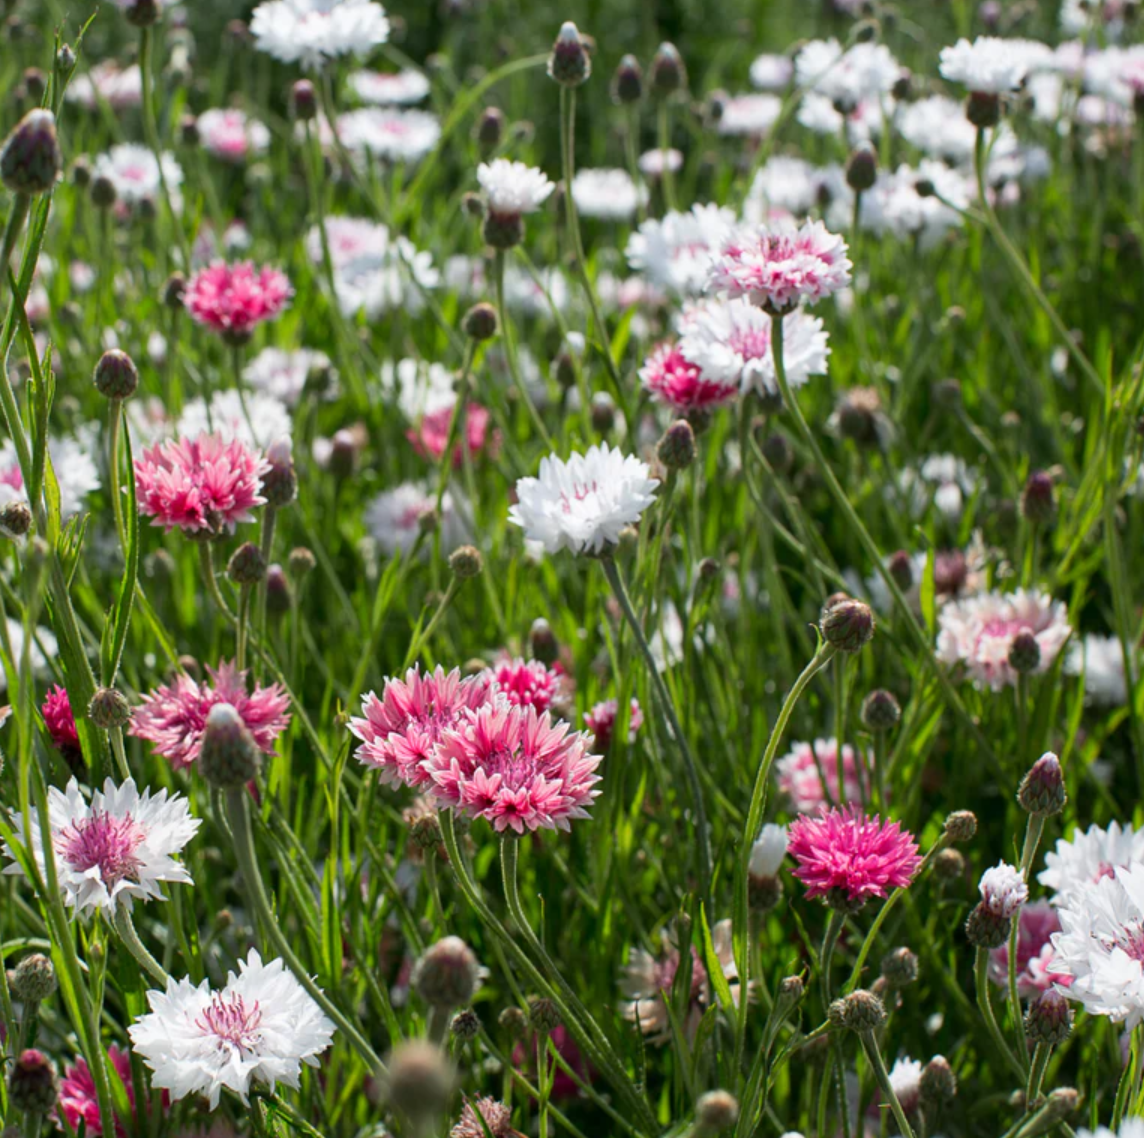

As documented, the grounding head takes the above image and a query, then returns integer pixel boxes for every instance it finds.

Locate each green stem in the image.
[107,401,126,550]
[975,947,1024,1079]
[255,506,276,645]
[198,542,236,623]
[402,579,460,669]
[860,1029,918,1138]
[112,906,170,986]
[1026,1042,1050,1107]
[1,196,31,302]
[493,249,551,448]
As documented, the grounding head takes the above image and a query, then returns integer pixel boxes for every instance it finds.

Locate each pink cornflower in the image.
[58,1046,138,1137]
[788,806,922,907]
[42,685,80,757]
[706,219,852,314]
[583,698,643,751]
[408,403,499,468]
[491,656,564,713]
[135,433,270,537]
[130,661,290,771]
[989,900,1071,997]
[639,342,739,414]
[184,261,292,345]
[427,703,602,834]
[350,666,496,789]
[776,738,869,814]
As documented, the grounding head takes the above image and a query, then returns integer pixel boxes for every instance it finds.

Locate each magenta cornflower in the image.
[135,433,270,537]
[130,661,290,771]
[491,656,564,713]
[787,806,922,906]
[584,698,643,751]
[408,403,499,468]
[427,703,602,834]
[706,219,852,314]
[988,900,1071,997]
[58,1046,137,1137]
[41,685,80,757]
[184,260,292,345]
[350,665,496,789]
[639,342,738,414]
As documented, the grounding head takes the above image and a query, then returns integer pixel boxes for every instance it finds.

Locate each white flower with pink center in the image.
[197,109,271,163]
[364,480,467,557]
[2,778,200,915]
[677,298,830,397]
[706,220,852,314]
[337,107,441,164]
[775,738,869,814]
[1052,864,1144,1027]
[128,950,334,1107]
[1040,821,1144,907]
[936,588,1072,691]
[509,443,659,556]
[477,159,554,218]
[348,68,430,105]
[0,434,101,521]
[92,143,184,210]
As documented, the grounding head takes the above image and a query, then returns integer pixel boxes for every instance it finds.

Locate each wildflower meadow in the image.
[3,0,1144,1136]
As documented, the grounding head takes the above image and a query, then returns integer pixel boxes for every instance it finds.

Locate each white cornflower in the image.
[509,444,659,556]
[337,108,441,165]
[625,204,738,296]
[937,588,1072,691]
[477,159,554,217]
[749,823,788,879]
[197,109,271,163]
[379,358,457,420]
[0,434,100,520]
[1040,822,1144,906]
[1066,634,1130,706]
[745,155,828,220]
[128,950,335,1107]
[364,482,466,557]
[896,95,979,162]
[851,162,969,249]
[244,347,335,407]
[3,778,200,916]
[676,298,830,397]
[348,68,430,105]
[1075,1124,1144,1138]
[749,53,793,91]
[979,862,1028,919]
[570,168,647,221]
[897,453,978,519]
[92,144,184,210]
[888,1058,923,1115]
[1052,865,1144,1028]
[176,390,293,451]
[66,62,142,111]
[796,39,900,108]
[637,148,684,178]
[250,0,390,69]
[939,37,1029,94]
[717,94,782,137]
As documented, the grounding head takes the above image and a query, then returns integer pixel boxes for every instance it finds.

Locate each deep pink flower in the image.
[427,703,602,834]
[584,698,642,751]
[788,806,922,905]
[135,433,270,536]
[639,342,738,414]
[706,220,852,313]
[350,666,496,789]
[58,1045,134,1137]
[511,1025,592,1100]
[491,656,564,713]
[130,661,290,770]
[184,260,292,344]
[989,900,1071,997]
[42,685,80,755]
[408,403,500,469]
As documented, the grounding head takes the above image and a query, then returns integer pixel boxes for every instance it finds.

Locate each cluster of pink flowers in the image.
[41,685,80,758]
[788,806,922,906]
[408,403,499,468]
[184,261,292,344]
[130,661,291,770]
[135,433,270,537]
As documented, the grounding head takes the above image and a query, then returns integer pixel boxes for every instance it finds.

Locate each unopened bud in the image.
[288,547,316,578]
[965,901,1010,949]
[887,550,913,591]
[1008,630,1041,675]
[1020,470,1056,525]
[933,847,965,881]
[262,438,297,508]
[462,302,498,342]
[227,542,267,586]
[612,54,643,104]
[821,597,875,653]
[1025,989,1072,1046]
[966,91,1001,128]
[846,145,877,192]
[944,810,977,843]
[450,1008,480,1041]
[412,937,483,1010]
[529,618,558,666]
[383,1040,455,1123]
[449,545,483,580]
[547,21,591,88]
[198,703,261,787]
[528,995,561,1033]
[122,0,160,26]
[11,954,56,1003]
[590,392,615,434]
[88,687,131,730]
[657,419,697,471]
[650,43,687,98]
[1,109,62,196]
[498,1006,528,1038]
[695,1090,739,1134]
[266,565,292,616]
[7,1050,57,1114]
[291,79,317,121]
[93,349,139,401]
[1018,751,1066,817]
[163,272,186,309]
[861,689,900,731]
[919,1055,957,1109]
[829,989,886,1033]
[475,107,505,152]
[880,947,918,988]
[0,500,32,539]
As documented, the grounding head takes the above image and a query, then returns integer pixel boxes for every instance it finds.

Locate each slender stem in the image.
[224,787,384,1072]
[402,579,460,669]
[493,249,551,447]
[112,906,170,986]
[600,557,712,898]
[236,584,252,672]
[109,728,131,781]
[1,196,31,303]
[199,542,236,623]
[820,910,844,1011]
[860,1029,918,1138]
[975,947,1024,1079]
[656,100,677,211]
[255,506,276,644]
[108,401,126,550]
[1026,1042,1050,1107]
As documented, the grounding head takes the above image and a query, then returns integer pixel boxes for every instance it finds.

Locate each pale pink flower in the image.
[639,342,739,414]
[451,1098,517,1138]
[706,219,852,313]
[989,901,1071,997]
[491,656,564,713]
[130,662,291,770]
[197,108,271,163]
[350,666,496,788]
[427,703,602,833]
[788,806,922,905]
[184,261,292,344]
[584,698,643,751]
[776,738,868,814]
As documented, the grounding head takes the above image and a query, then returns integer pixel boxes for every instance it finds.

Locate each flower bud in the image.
[590,392,615,435]
[90,174,117,210]
[122,0,160,27]
[829,989,886,1033]
[88,687,131,730]
[1018,751,1066,817]
[198,703,261,787]
[179,114,201,147]
[93,349,139,401]
[7,1050,58,1114]
[650,43,687,98]
[412,937,483,1010]
[482,210,524,250]
[291,79,317,122]
[821,597,875,653]
[383,1040,455,1124]
[0,500,32,539]
[262,438,297,508]
[528,995,561,1033]
[329,429,359,481]
[227,542,267,587]
[845,145,877,192]
[1,109,62,196]
[919,1055,957,1110]
[657,419,697,471]
[943,810,977,843]
[56,44,77,76]
[761,431,792,473]
[288,547,316,578]
[450,545,483,580]
[162,272,186,309]
[23,69,47,104]
[462,302,498,342]
[933,847,965,882]
[11,954,56,1003]
[966,91,1001,128]
[695,1090,739,1134]
[776,975,804,1011]
[880,947,918,988]
[1008,630,1041,675]
[529,618,559,666]
[612,54,643,104]
[965,901,1010,949]
[498,1006,528,1038]
[474,106,505,152]
[1025,989,1072,1046]
[450,1008,480,1041]
[887,549,913,591]
[861,689,900,731]
[547,21,591,88]
[265,565,292,617]
[1020,470,1056,525]
[71,156,92,187]
[1040,1087,1078,1125]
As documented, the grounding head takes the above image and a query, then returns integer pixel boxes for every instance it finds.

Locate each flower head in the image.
[509,444,659,556]
[196,109,270,162]
[1040,821,1144,906]
[583,698,642,751]
[939,36,1028,95]
[451,1098,516,1138]
[706,220,852,314]
[750,822,788,879]
[3,778,200,915]
[185,261,292,344]
[128,950,334,1107]
[41,685,80,756]
[350,665,496,788]
[788,806,921,906]
[776,738,869,814]
[477,159,554,217]
[426,703,602,834]
[490,657,564,713]
[130,661,291,770]
[626,204,738,296]
[570,168,647,221]
[58,1046,136,1137]
[135,433,270,536]
[979,862,1028,918]
[639,342,739,415]
[349,68,430,105]
[250,0,390,69]
[989,901,1069,997]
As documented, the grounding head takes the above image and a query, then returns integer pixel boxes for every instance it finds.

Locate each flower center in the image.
[559,482,598,513]
[727,325,771,361]
[196,993,264,1053]
[56,811,145,886]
